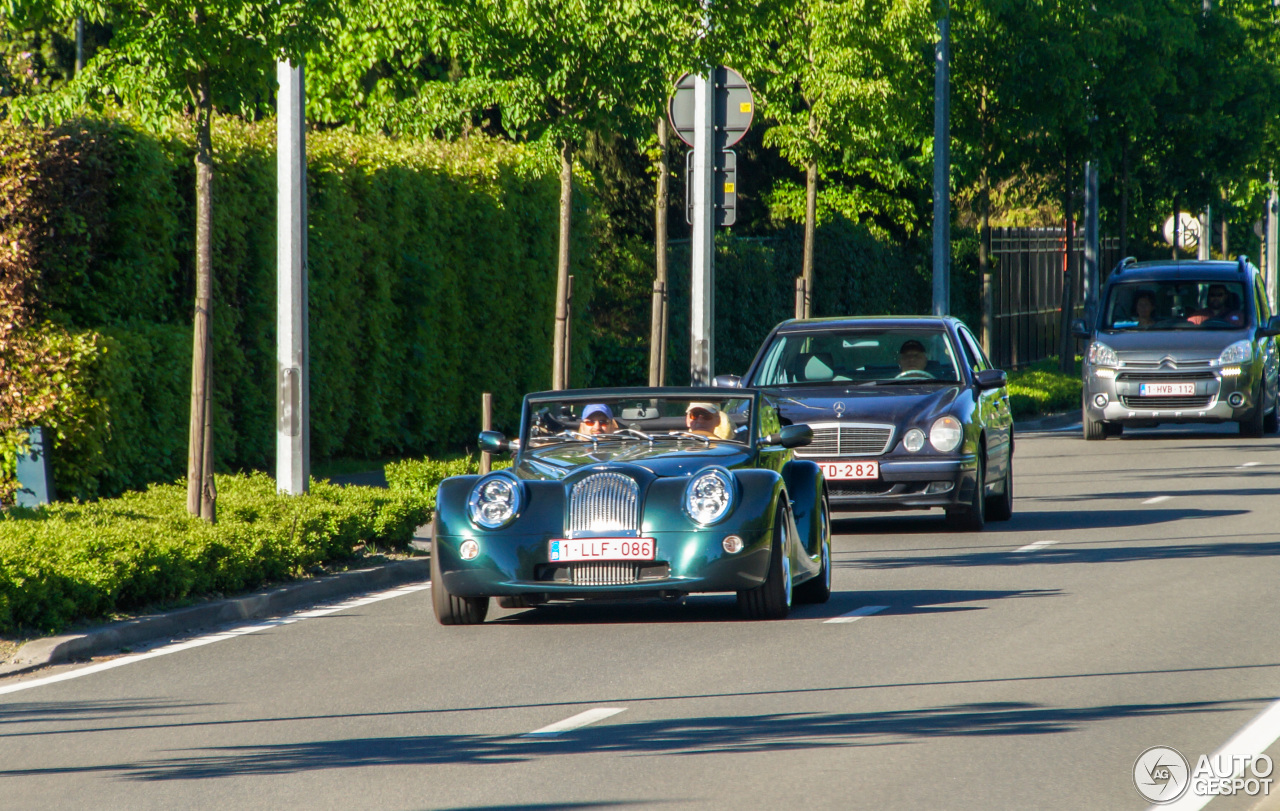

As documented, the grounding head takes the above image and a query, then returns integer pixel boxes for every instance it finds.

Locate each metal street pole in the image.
[276,60,310,495]
[931,3,951,316]
[1083,161,1099,315]
[1268,174,1278,311]
[689,67,715,384]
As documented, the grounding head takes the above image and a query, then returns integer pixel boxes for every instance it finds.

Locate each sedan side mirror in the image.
[975,368,1007,390]
[713,374,743,388]
[478,430,511,454]
[1069,318,1090,340]
[761,424,813,449]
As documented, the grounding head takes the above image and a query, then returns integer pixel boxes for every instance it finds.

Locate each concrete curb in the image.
[0,557,430,679]
[1015,411,1080,433]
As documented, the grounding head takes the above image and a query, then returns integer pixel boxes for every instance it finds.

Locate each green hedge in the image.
[2,118,595,500]
[1006,358,1083,418]
[0,471,432,634]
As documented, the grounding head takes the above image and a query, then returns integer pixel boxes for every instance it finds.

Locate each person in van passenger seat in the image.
[1188,284,1243,327]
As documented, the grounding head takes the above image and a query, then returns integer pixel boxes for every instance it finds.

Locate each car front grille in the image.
[1119,395,1216,409]
[794,422,894,458]
[565,473,640,537]
[1119,358,1214,371]
[570,562,640,586]
[1117,371,1217,381]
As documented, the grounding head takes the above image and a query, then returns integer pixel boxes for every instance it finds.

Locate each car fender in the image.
[781,459,825,559]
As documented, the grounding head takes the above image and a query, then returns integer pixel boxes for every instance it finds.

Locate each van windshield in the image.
[1103,281,1248,330]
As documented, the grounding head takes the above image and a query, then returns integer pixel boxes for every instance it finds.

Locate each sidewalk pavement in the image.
[0,549,431,679]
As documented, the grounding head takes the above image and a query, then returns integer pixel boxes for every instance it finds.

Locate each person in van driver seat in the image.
[1188,283,1244,327]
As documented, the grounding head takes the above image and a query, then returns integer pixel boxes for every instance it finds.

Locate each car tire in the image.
[1240,387,1266,438]
[431,537,490,625]
[985,456,1013,522]
[794,494,832,605]
[1265,404,1279,434]
[738,506,793,619]
[946,452,986,532]
[1083,406,1107,441]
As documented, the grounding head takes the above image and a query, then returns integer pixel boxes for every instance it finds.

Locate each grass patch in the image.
[1006,358,1082,419]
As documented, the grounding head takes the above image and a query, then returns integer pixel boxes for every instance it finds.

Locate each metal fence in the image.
[988,227,1120,369]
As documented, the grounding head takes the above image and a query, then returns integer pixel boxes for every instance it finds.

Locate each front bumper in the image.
[1084,365,1258,424]
[823,454,978,511]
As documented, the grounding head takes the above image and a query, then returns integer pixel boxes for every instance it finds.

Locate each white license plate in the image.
[549,538,655,562]
[1139,382,1195,396]
[820,460,880,480]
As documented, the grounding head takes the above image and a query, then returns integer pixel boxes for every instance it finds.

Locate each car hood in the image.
[1097,328,1251,360]
[516,441,755,480]
[768,384,963,426]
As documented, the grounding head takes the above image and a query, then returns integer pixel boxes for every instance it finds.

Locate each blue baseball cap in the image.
[582,403,613,420]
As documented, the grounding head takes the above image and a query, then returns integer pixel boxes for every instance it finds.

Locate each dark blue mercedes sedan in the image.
[719,316,1014,531]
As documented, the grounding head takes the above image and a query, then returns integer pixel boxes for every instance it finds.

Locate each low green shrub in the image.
[1007,358,1083,419]
[0,471,431,634]
[385,453,512,516]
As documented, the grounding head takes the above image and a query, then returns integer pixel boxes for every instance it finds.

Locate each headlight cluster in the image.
[684,468,735,525]
[467,475,522,528]
[901,418,964,453]
[1088,341,1119,367]
[1215,340,1252,366]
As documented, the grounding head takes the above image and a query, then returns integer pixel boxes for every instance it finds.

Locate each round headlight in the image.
[467,475,522,529]
[903,428,926,453]
[929,416,963,452]
[684,468,735,525]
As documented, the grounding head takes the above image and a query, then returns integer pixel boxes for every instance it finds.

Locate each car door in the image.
[957,326,1013,480]
[1254,274,1278,409]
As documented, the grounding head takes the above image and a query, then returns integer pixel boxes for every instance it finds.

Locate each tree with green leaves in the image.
[12,0,337,521]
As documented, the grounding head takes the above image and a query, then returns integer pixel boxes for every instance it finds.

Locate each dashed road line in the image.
[1143,495,1173,505]
[824,605,888,624]
[0,583,431,697]
[1237,462,1262,469]
[523,708,627,737]
[1015,540,1059,553]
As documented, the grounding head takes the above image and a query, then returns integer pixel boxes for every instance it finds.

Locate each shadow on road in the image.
[0,697,1256,779]
[833,507,1246,536]
[840,537,1280,570]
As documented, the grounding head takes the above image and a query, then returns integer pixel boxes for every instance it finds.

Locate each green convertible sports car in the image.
[431,387,832,624]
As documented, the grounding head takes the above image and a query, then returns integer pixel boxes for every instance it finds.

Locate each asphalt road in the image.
[4,422,1280,810]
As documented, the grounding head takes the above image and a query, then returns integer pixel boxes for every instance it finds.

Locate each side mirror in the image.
[713,374,742,388]
[975,368,1007,390]
[762,424,813,449]
[1260,315,1280,337]
[1069,318,1090,340]
[478,430,510,454]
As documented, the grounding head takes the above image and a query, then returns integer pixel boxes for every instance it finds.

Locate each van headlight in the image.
[467,475,523,529]
[684,467,735,525]
[1215,340,1252,366]
[929,416,964,452]
[1088,341,1119,367]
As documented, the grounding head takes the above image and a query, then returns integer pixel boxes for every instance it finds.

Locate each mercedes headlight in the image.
[902,428,926,453]
[684,468,735,525]
[929,416,964,453]
[1215,340,1253,366]
[1088,341,1119,367]
[467,475,522,529]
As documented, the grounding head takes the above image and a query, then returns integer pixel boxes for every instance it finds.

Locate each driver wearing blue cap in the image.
[580,403,619,436]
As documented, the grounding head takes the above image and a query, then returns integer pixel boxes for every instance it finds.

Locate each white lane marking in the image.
[1015,540,1059,553]
[522,707,627,737]
[1154,696,1280,811]
[1237,461,1261,469]
[0,583,431,697]
[1143,495,1172,505]
[824,605,888,624]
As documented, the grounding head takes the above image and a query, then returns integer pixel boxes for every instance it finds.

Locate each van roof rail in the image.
[1237,255,1249,274]
[1112,256,1138,275]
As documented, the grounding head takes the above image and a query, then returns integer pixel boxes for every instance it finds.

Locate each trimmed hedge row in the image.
[1,117,594,501]
[1006,358,1083,419]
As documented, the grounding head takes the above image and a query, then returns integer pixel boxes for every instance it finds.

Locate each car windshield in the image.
[749,329,962,386]
[1103,280,1249,330]
[525,395,754,447]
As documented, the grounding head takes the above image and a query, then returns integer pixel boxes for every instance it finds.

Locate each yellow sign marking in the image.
[724,183,735,193]
[740,102,752,113]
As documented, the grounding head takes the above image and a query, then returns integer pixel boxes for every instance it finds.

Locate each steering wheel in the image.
[895,370,935,380]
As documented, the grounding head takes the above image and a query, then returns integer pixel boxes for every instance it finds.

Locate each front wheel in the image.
[946,452,986,532]
[985,455,1013,522]
[1083,405,1107,440]
[738,506,793,619]
[1240,387,1266,438]
[795,494,832,605]
[431,532,490,626]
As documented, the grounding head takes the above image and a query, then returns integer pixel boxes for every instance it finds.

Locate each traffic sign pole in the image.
[690,72,715,385]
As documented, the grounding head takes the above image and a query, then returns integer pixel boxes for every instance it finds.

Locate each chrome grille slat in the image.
[1117,371,1216,381]
[566,473,640,537]
[1120,395,1215,409]
[793,422,894,458]
[571,562,639,586]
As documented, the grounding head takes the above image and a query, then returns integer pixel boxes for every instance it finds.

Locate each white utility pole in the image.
[276,61,310,494]
[689,7,715,385]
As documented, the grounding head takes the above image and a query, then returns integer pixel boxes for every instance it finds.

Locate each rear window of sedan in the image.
[750,330,961,385]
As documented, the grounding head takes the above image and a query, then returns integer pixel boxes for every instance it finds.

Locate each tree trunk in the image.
[801,160,817,318]
[649,117,669,387]
[1058,168,1075,374]
[187,77,216,522]
[979,87,993,358]
[551,139,573,390]
[1220,188,1229,258]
